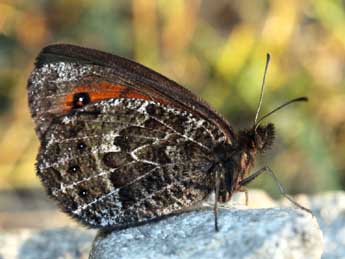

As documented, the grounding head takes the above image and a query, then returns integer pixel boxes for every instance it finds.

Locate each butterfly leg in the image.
[239,167,267,186]
[239,166,312,214]
[214,170,220,232]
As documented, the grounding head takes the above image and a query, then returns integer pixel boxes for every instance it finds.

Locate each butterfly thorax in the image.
[214,123,275,202]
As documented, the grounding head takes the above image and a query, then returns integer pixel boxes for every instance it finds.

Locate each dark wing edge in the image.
[34,43,235,142]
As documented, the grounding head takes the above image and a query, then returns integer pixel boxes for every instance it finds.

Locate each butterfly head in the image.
[252,123,275,153]
[238,123,275,155]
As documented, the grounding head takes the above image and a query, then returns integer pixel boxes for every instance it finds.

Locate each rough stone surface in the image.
[0,227,95,259]
[278,191,345,259]
[4,191,345,259]
[90,208,323,259]
[300,192,345,259]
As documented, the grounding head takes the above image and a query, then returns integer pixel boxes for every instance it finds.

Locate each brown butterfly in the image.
[28,44,309,231]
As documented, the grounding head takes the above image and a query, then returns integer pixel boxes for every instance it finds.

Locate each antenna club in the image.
[266,53,271,62]
[299,97,308,102]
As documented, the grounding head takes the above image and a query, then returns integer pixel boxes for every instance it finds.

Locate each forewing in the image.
[37,98,227,228]
[28,44,235,142]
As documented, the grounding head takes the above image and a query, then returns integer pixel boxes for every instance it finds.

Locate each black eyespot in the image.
[77,142,87,151]
[68,165,80,174]
[79,188,88,197]
[72,92,90,109]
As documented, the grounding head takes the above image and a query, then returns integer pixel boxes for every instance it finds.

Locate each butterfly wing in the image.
[28,44,235,143]
[37,98,226,228]
[28,44,236,228]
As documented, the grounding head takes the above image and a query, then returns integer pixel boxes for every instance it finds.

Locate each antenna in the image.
[255,97,308,129]
[254,53,271,125]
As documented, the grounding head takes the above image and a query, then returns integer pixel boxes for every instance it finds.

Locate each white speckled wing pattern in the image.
[28,44,242,229]
[28,62,98,137]
[37,97,227,228]
[28,44,288,230]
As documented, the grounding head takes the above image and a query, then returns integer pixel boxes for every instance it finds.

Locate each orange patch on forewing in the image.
[62,81,157,112]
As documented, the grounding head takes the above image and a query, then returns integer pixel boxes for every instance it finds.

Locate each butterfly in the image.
[28,44,309,231]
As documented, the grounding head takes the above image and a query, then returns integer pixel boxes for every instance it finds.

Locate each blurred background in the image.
[0,0,344,229]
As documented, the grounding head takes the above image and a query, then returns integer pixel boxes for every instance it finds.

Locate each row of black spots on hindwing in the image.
[42,123,99,182]
[38,110,114,205]
[57,175,113,215]
[38,151,100,196]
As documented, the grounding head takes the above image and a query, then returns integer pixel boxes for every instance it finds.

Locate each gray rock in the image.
[90,208,323,259]
[0,227,95,259]
[303,192,345,259]
[279,191,345,259]
[7,191,344,259]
